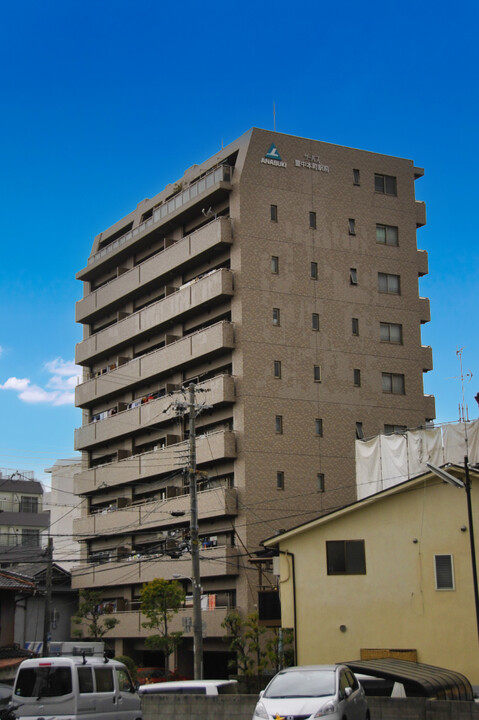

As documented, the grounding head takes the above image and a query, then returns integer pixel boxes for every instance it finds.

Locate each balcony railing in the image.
[0,499,42,513]
[87,165,232,266]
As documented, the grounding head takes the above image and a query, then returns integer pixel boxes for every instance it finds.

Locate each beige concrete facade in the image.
[73,128,434,674]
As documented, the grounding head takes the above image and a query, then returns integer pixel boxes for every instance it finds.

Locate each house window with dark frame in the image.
[312,313,320,331]
[382,372,405,395]
[376,224,399,246]
[384,424,407,434]
[275,415,283,434]
[317,473,325,492]
[353,169,360,186]
[374,173,397,196]
[21,528,40,547]
[378,272,400,294]
[273,308,281,326]
[314,365,321,382]
[352,318,359,336]
[353,369,361,387]
[270,204,278,222]
[311,261,318,280]
[271,256,279,274]
[309,211,317,229]
[434,554,454,590]
[326,540,366,575]
[350,268,358,285]
[380,322,403,343]
[315,418,323,437]
[276,471,285,490]
[273,360,282,379]
[348,219,356,235]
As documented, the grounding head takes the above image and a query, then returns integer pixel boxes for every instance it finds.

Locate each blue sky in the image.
[0,0,477,483]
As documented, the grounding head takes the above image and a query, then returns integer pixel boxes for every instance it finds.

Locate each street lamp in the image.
[426,460,479,640]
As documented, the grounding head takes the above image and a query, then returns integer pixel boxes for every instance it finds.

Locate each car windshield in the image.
[264,670,335,698]
[15,667,72,699]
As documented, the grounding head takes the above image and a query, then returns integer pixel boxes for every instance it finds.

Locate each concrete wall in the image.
[141,694,479,720]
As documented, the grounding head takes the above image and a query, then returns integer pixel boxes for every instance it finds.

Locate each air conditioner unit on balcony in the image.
[116,497,130,509]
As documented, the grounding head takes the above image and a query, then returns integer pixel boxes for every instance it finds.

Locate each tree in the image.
[265,627,295,674]
[244,612,268,675]
[72,589,119,640]
[140,578,185,674]
[221,611,250,675]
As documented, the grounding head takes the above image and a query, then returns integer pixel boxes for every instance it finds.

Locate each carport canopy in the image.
[343,658,474,701]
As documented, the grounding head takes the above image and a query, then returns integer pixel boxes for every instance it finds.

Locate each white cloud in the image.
[0,345,3,357]
[0,358,80,407]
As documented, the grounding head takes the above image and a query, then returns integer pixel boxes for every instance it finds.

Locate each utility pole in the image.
[42,536,53,657]
[188,383,203,679]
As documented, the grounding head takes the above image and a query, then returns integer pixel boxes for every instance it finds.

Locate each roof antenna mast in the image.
[273,101,276,132]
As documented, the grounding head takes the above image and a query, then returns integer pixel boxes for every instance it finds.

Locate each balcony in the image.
[74,430,237,495]
[417,249,428,277]
[77,165,232,280]
[75,320,235,407]
[418,297,431,324]
[75,269,233,365]
[75,374,235,450]
[415,200,426,228]
[76,217,233,323]
[421,345,433,373]
[0,510,50,527]
[72,544,240,588]
[424,394,436,421]
[73,486,238,537]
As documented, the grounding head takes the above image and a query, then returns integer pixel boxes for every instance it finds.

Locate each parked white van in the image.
[11,655,142,720]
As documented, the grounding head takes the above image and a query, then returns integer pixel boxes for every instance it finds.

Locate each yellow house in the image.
[263,464,479,684]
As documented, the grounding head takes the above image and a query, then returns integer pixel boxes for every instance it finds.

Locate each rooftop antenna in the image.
[273,101,276,132]
[447,347,473,454]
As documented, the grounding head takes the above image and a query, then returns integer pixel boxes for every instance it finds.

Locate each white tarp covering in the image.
[356,419,479,499]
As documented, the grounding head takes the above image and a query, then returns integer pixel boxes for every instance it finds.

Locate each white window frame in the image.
[434,554,455,591]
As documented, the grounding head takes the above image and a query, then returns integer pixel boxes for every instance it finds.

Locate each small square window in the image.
[276,471,285,490]
[435,554,454,590]
[270,204,278,222]
[273,308,281,326]
[380,322,403,343]
[354,369,361,387]
[374,173,397,196]
[382,372,405,395]
[353,169,360,186]
[314,365,321,383]
[352,318,359,336]
[376,224,398,246]
[378,273,400,294]
[356,422,364,439]
[384,424,407,435]
[310,261,318,280]
[317,473,325,492]
[350,268,358,285]
[348,219,356,235]
[309,211,317,229]
[271,255,279,274]
[312,313,320,331]
[326,540,366,575]
[275,415,283,434]
[315,418,323,437]
[273,360,282,379]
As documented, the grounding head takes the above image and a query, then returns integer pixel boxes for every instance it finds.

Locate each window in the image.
[353,168,360,185]
[21,529,40,547]
[376,223,398,246]
[353,369,361,387]
[378,272,400,294]
[374,173,397,196]
[314,365,322,382]
[310,261,318,280]
[273,308,281,325]
[78,667,94,694]
[312,313,320,331]
[435,554,454,590]
[326,540,366,575]
[348,219,356,235]
[384,424,407,434]
[275,415,283,434]
[380,322,403,343]
[271,255,279,274]
[356,422,364,439]
[273,360,282,379]
[94,667,114,693]
[317,473,325,492]
[352,318,359,336]
[270,204,278,222]
[315,418,323,437]
[276,471,284,490]
[382,372,405,394]
[20,496,38,513]
[350,268,358,285]
[309,211,317,229]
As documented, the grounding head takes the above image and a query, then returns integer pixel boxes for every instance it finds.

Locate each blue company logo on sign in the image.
[261,143,287,168]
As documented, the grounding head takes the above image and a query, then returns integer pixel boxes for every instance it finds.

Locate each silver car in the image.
[252,665,369,720]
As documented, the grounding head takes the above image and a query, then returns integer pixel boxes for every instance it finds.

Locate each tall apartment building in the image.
[73,128,435,675]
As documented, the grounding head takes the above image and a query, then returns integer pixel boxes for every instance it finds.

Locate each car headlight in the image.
[314,700,338,716]
[253,701,269,719]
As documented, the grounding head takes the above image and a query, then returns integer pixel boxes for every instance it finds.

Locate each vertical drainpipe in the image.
[279,550,297,665]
